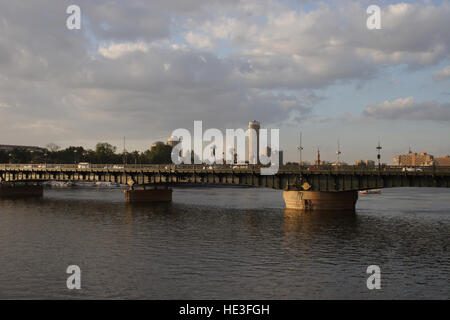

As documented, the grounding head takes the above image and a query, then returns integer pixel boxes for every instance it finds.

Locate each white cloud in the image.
[0,101,11,109]
[184,1,450,88]
[185,32,214,49]
[98,42,149,59]
[433,66,450,82]
[363,97,450,121]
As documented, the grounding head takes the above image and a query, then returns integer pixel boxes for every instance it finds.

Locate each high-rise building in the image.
[248,120,260,164]
[394,151,434,166]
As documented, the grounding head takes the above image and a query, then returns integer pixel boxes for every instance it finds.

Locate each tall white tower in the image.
[248,120,260,164]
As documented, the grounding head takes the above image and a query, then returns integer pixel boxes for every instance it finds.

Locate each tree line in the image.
[0,142,173,164]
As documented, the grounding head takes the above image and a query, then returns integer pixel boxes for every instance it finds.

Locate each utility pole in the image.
[297,132,303,168]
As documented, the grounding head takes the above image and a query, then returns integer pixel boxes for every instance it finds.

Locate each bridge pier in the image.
[0,183,44,198]
[283,190,358,211]
[124,185,172,203]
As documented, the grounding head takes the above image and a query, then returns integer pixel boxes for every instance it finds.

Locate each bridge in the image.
[1,164,449,210]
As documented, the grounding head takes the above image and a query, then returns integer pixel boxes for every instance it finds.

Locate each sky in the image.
[0,0,449,164]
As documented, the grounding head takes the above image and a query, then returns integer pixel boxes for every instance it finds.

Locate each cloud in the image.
[98,42,149,59]
[185,32,215,49]
[0,0,449,150]
[363,97,450,121]
[184,1,450,89]
[433,66,450,82]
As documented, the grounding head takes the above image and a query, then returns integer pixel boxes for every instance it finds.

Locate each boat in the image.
[43,181,74,188]
[94,181,120,188]
[359,189,381,195]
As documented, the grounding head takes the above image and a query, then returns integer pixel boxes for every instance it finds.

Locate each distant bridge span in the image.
[1,164,449,210]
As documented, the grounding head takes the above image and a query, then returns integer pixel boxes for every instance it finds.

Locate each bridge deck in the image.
[1,164,449,192]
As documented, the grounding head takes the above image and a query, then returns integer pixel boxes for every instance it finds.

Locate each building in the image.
[262,146,283,166]
[434,155,450,166]
[394,151,434,166]
[313,148,321,165]
[167,135,181,147]
[355,160,376,167]
[332,161,348,167]
[312,148,331,166]
[248,120,260,164]
[0,144,45,153]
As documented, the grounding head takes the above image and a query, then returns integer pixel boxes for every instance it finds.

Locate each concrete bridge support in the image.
[283,190,358,211]
[124,185,172,203]
[0,183,43,198]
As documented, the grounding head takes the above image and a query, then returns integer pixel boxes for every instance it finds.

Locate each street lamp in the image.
[211,145,216,164]
[376,141,382,170]
[297,132,303,168]
[336,140,342,164]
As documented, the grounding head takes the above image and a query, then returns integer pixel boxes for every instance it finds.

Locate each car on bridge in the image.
[77,162,91,169]
[402,167,423,172]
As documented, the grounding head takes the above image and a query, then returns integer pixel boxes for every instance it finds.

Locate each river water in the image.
[0,187,449,299]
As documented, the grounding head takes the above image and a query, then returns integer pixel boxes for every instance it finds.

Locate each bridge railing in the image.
[1,163,450,174]
[0,163,178,170]
[279,164,450,174]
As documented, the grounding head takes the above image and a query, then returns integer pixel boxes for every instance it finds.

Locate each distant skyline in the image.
[0,0,449,163]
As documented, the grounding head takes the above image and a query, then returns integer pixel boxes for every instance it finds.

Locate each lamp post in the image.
[336,140,342,164]
[297,132,303,168]
[211,145,216,164]
[123,136,127,166]
[376,141,382,171]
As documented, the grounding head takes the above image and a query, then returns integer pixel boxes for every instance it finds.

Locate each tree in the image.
[95,142,118,163]
[46,143,60,152]
[144,144,173,164]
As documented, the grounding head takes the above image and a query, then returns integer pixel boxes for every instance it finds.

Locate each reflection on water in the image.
[0,187,449,299]
[283,208,357,231]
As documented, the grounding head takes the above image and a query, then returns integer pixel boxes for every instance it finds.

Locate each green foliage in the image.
[0,142,173,164]
[144,144,173,164]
